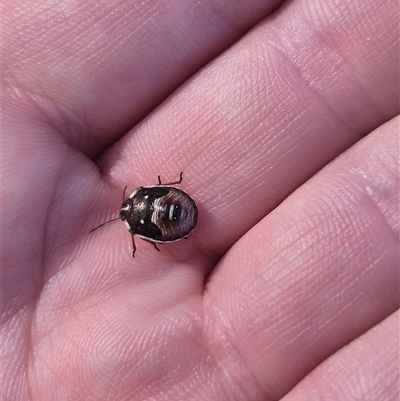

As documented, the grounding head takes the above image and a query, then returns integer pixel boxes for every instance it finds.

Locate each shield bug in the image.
[89,172,198,257]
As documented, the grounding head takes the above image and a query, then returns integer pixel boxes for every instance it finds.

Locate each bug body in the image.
[90,173,198,257]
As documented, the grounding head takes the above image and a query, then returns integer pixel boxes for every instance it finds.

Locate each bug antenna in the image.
[89,217,120,233]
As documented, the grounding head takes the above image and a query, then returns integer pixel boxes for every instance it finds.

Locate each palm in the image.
[2,0,399,400]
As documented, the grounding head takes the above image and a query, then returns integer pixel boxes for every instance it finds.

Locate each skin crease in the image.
[1,0,399,400]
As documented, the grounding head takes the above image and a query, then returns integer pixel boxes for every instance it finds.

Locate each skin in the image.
[2,0,399,400]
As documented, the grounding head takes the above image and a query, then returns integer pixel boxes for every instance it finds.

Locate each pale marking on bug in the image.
[151,198,163,225]
[169,205,175,221]
[129,189,139,199]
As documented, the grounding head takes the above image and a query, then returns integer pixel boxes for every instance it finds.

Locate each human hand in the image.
[2,0,399,400]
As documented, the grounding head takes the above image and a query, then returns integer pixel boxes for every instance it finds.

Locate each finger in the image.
[104,0,399,259]
[281,311,399,401]
[3,0,282,155]
[204,118,399,399]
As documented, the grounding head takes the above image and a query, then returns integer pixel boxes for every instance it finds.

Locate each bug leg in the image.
[131,235,137,257]
[141,238,161,252]
[158,171,183,186]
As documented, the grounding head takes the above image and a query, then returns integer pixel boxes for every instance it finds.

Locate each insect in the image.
[89,172,198,257]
